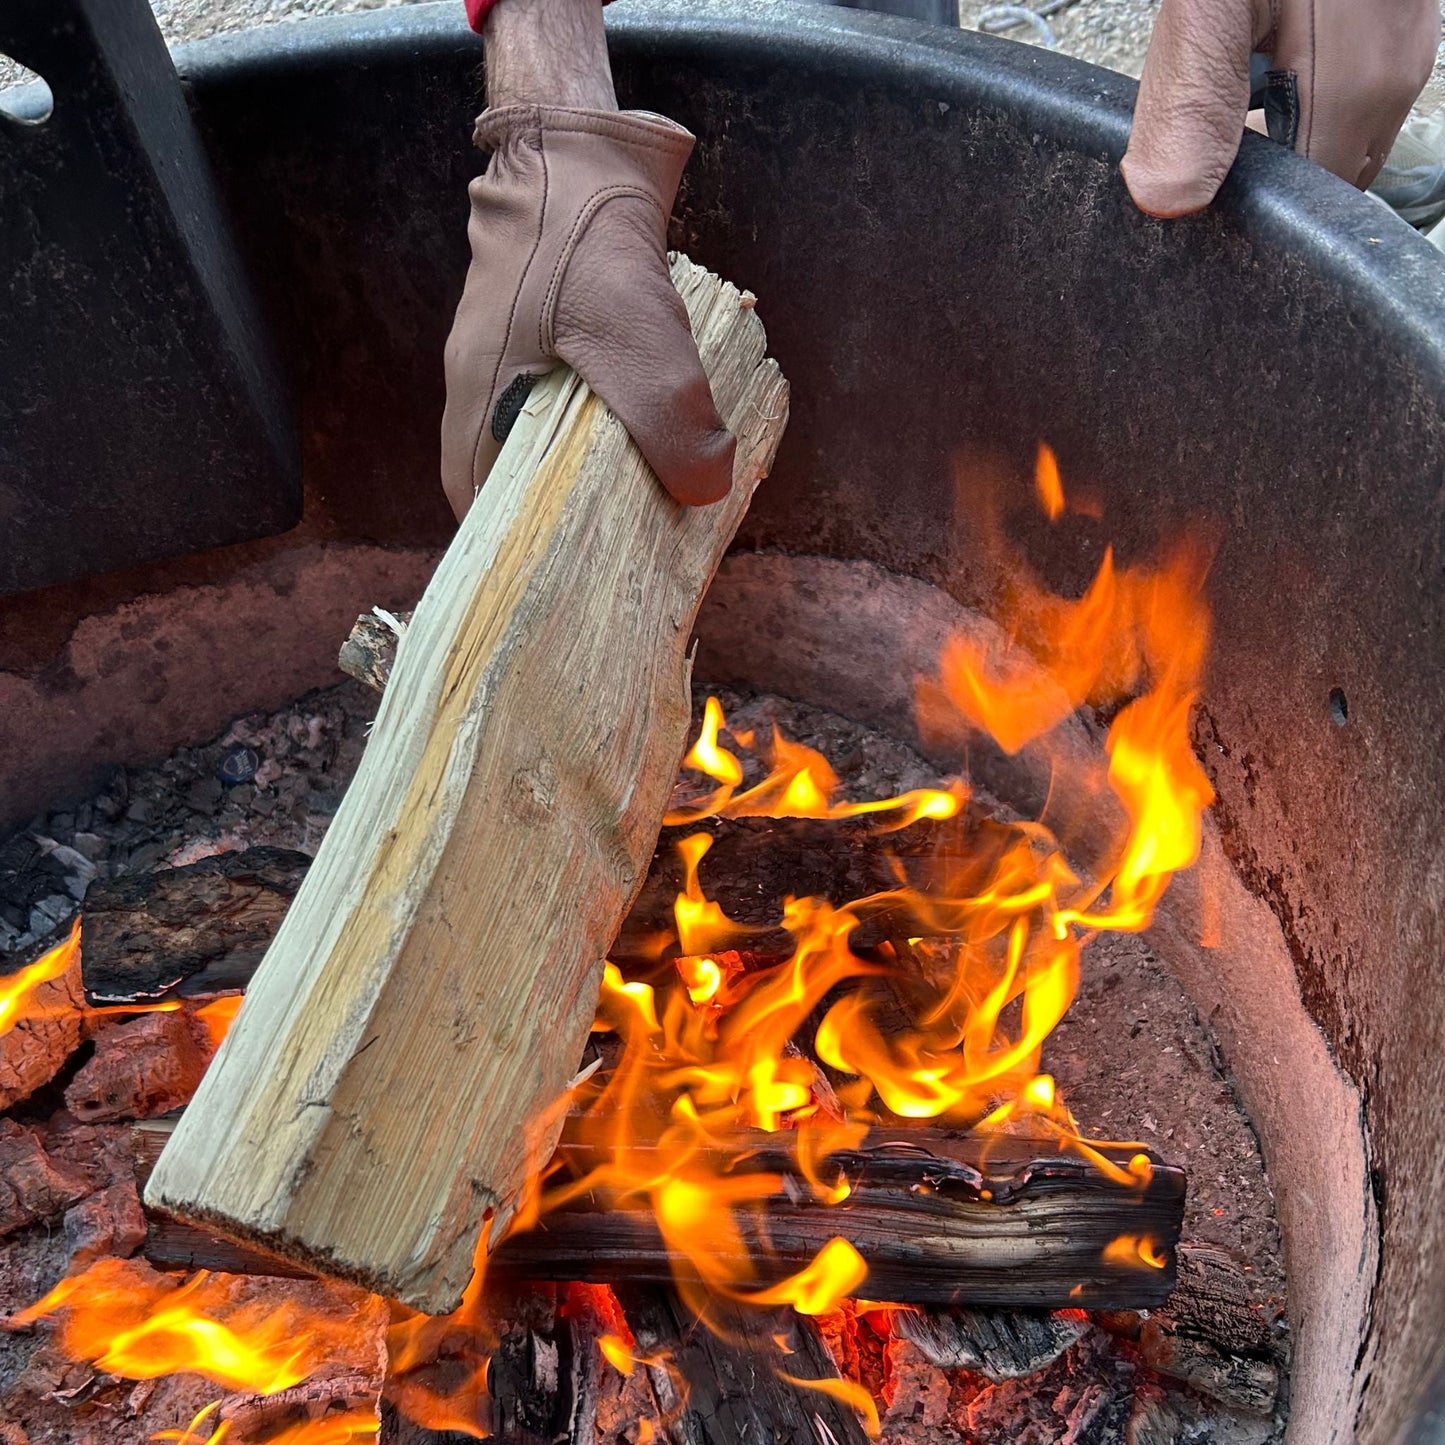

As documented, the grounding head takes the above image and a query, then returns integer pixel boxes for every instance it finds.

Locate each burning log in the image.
[143,257,790,1313]
[132,1118,1184,1311]
[495,1131,1184,1311]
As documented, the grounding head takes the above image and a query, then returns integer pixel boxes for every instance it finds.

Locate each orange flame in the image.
[1035,442,1065,520]
[666,711,964,831]
[383,1221,493,1437]
[0,918,81,1034]
[539,450,1211,1324]
[742,1239,867,1315]
[778,1372,882,1439]
[1103,1234,1169,1270]
[11,1259,369,1396]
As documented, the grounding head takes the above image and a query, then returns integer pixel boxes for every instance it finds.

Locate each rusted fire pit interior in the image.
[2,3,1444,1443]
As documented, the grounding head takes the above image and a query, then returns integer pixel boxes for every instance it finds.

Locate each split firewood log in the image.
[145,257,790,1313]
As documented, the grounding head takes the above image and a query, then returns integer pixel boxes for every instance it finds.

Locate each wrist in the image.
[483,0,617,111]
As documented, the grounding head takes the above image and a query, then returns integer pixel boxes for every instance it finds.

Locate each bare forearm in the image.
[483,0,617,110]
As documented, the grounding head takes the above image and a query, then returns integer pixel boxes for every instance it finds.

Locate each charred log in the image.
[132,1118,1184,1311]
[893,1303,1090,1380]
[80,847,309,1003]
[494,1131,1184,1311]
[1136,1245,1279,1415]
[613,1282,872,1445]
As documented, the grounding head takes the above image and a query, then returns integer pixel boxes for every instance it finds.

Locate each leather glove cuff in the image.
[472,104,696,205]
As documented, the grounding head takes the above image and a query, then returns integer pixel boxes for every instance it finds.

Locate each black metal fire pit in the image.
[2,3,1444,1440]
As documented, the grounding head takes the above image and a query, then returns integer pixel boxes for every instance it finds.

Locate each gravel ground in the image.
[3,0,1445,156]
[1,0,1442,106]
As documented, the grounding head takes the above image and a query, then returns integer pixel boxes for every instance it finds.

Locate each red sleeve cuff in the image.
[465,0,496,31]
[466,0,608,33]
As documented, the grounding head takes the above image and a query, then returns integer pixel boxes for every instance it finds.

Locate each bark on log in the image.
[143,257,789,1314]
[340,610,413,695]
[80,847,309,1003]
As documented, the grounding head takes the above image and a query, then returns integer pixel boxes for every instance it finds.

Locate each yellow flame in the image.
[12,1260,361,1395]
[599,1333,638,1377]
[741,1239,868,1315]
[667,715,964,830]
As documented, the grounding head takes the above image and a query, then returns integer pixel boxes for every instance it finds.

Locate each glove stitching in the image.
[470,135,552,496]
[538,185,664,358]
[1301,0,1317,156]
[477,106,692,160]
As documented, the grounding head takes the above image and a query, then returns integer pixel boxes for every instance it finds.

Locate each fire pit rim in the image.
[170,0,1445,378]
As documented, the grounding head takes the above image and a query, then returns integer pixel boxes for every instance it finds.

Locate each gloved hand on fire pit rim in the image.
[1122,0,1442,217]
[440,0,736,521]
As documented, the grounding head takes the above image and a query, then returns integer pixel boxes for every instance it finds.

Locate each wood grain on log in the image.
[143,257,789,1314]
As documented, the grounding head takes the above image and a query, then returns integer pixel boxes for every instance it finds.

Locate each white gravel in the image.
[3,2,1444,147]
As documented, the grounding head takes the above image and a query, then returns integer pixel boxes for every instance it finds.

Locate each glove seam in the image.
[475,105,693,160]
[538,185,665,357]
[471,138,552,497]
[1300,0,1317,157]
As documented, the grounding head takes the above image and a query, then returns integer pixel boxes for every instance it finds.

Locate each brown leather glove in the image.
[440,104,736,518]
[1121,0,1441,217]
